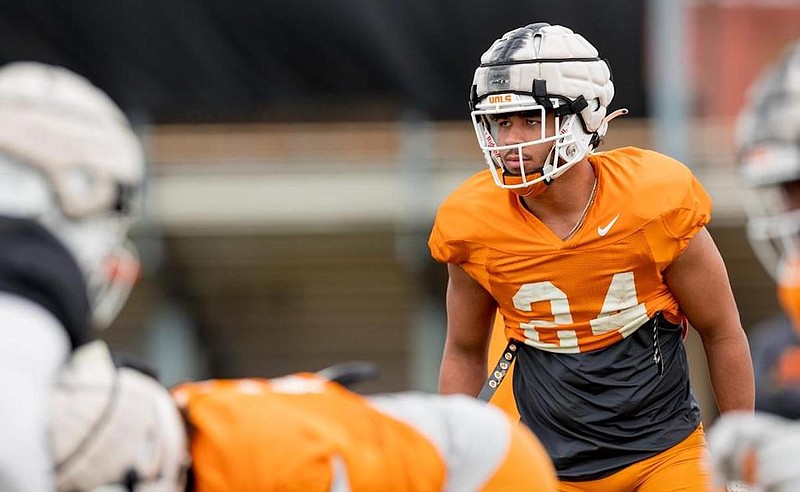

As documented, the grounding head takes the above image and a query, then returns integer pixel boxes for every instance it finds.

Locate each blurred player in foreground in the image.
[708,40,800,491]
[51,340,558,491]
[0,62,143,490]
[734,38,800,421]
[429,22,754,490]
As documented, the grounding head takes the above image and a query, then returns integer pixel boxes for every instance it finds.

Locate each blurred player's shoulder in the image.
[176,375,448,491]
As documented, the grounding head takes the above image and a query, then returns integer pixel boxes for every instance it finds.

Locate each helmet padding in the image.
[471,23,614,135]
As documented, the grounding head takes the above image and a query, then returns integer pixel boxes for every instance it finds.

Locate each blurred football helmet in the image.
[470,23,624,196]
[708,411,800,491]
[737,40,800,324]
[50,340,189,492]
[0,62,144,329]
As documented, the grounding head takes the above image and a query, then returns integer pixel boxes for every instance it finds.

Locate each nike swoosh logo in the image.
[597,214,620,237]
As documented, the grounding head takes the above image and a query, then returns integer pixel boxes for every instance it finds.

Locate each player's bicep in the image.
[663,227,741,338]
[445,263,496,352]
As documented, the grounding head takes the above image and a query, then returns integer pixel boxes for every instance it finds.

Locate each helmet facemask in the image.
[0,147,142,331]
[743,183,800,280]
[471,94,594,196]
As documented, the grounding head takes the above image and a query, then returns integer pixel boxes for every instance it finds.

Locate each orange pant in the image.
[559,425,715,492]
[480,421,559,491]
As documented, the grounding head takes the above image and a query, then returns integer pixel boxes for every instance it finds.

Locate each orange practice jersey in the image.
[429,147,711,354]
[173,375,445,492]
[173,374,559,491]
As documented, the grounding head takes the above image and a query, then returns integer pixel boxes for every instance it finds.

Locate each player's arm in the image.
[439,263,497,396]
[663,227,755,413]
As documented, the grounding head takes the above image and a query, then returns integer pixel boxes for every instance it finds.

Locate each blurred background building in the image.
[1,0,798,422]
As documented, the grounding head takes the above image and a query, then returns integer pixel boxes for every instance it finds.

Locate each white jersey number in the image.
[512,272,648,353]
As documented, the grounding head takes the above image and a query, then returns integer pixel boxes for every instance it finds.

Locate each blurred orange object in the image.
[775,346,800,387]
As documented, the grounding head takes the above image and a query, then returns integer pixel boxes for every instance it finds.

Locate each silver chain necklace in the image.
[560,176,598,241]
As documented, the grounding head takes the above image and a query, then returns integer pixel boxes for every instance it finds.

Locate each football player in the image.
[51,339,559,491]
[0,62,143,490]
[707,39,800,491]
[429,23,754,490]
[733,38,800,420]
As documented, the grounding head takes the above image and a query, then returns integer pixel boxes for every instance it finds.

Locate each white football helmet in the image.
[470,23,624,196]
[0,62,144,329]
[50,341,189,492]
[737,40,800,282]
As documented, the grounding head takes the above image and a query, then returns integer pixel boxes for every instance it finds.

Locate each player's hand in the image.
[708,411,800,491]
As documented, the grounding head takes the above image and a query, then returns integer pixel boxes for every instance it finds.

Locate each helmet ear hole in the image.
[558,143,577,161]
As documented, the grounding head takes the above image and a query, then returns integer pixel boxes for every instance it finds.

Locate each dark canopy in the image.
[0,0,644,123]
